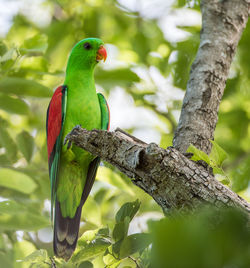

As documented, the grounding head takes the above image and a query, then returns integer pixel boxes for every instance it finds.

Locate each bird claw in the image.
[63,135,72,149]
[63,125,82,150]
[72,124,82,132]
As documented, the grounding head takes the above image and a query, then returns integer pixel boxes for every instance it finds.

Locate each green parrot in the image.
[46,38,109,260]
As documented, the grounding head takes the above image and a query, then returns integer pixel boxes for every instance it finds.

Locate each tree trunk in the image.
[173,0,249,154]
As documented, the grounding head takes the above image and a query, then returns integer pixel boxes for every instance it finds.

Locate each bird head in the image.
[66,38,107,72]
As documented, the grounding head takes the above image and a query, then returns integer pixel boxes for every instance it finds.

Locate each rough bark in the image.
[173,0,249,154]
[65,127,250,216]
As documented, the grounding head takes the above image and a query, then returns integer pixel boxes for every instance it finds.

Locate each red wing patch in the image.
[46,86,64,158]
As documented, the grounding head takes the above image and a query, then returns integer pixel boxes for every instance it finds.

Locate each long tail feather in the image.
[53,200,81,260]
[53,157,100,260]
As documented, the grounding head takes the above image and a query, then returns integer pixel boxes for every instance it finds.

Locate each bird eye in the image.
[83,42,92,50]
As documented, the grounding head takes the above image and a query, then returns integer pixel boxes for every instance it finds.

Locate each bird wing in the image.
[97,92,110,131]
[80,93,110,205]
[46,85,67,219]
[53,92,109,259]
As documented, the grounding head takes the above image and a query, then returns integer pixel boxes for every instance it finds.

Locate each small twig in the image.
[128,256,142,268]
[50,257,57,268]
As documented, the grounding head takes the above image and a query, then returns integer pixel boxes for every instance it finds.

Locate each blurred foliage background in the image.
[0,0,249,267]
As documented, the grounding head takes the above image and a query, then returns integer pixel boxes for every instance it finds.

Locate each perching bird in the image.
[46,38,109,260]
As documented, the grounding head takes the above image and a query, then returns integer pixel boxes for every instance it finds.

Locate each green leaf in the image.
[0,168,37,194]
[103,246,121,267]
[186,143,229,178]
[78,228,111,249]
[112,216,130,242]
[110,240,123,258]
[20,34,48,56]
[151,207,250,268]
[232,156,250,192]
[186,144,210,164]
[0,48,17,63]
[0,200,49,231]
[0,47,17,72]
[0,41,7,56]
[115,200,140,223]
[71,238,111,264]
[119,233,151,259]
[78,229,99,247]
[215,174,230,186]
[0,93,29,115]
[106,261,121,268]
[23,249,48,263]
[98,227,110,237]
[14,240,37,268]
[212,167,225,175]
[0,77,51,97]
[78,261,93,268]
[16,131,35,162]
[209,140,228,166]
[0,127,18,163]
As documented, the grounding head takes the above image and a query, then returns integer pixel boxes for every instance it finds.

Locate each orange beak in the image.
[96,45,107,62]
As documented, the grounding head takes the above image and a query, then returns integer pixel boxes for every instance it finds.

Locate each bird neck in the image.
[64,69,95,94]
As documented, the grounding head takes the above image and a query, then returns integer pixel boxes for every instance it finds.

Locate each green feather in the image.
[97,93,110,130]
[56,38,105,218]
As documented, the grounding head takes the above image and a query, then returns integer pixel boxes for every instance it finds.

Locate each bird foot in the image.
[72,124,82,132]
[63,135,72,149]
[63,125,82,150]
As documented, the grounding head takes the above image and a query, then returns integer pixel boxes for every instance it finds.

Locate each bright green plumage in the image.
[47,38,109,260]
[58,38,105,218]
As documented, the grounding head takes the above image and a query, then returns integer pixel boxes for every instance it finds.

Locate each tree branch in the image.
[65,0,250,219]
[173,0,249,154]
[65,127,250,216]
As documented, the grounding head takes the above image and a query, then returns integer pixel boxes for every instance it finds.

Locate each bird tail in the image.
[53,157,100,261]
[53,200,82,261]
